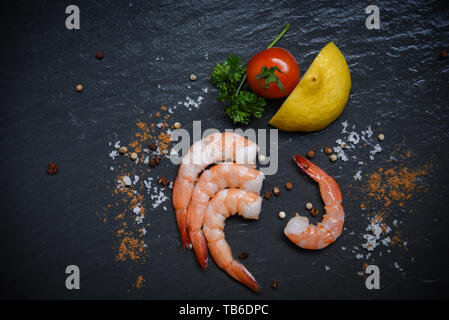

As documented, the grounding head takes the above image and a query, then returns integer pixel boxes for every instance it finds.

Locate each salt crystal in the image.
[354,170,362,181]
[361,125,373,138]
[133,206,141,215]
[369,144,382,159]
[381,237,391,246]
[348,131,360,144]
[135,215,144,224]
[122,176,132,186]
[341,121,349,133]
[109,150,118,160]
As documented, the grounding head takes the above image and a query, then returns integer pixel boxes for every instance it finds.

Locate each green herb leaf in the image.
[211,55,267,124]
[256,66,285,92]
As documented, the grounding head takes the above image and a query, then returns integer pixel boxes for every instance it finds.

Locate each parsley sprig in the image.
[210,24,290,125]
[211,55,266,124]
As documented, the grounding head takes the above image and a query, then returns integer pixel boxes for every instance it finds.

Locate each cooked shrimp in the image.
[172,132,258,249]
[202,188,262,292]
[284,155,344,249]
[187,163,264,269]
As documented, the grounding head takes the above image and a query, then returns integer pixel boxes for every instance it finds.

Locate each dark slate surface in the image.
[0,0,448,299]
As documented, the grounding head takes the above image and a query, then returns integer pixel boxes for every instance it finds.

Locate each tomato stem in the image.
[235,23,290,96]
[267,23,290,49]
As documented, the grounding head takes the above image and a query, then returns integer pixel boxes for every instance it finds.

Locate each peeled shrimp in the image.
[187,162,264,269]
[284,155,344,249]
[172,132,258,249]
[202,188,262,292]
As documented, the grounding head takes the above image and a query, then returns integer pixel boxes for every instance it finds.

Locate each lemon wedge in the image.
[269,42,351,132]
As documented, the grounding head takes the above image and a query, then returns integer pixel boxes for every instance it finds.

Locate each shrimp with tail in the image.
[284,155,344,249]
[203,188,262,292]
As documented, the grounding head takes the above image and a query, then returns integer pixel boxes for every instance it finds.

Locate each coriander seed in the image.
[75,84,83,92]
[119,146,128,154]
[238,252,249,260]
[130,152,138,161]
[273,186,280,196]
[329,154,337,162]
[129,152,137,161]
[258,154,266,163]
[285,181,293,190]
[47,163,59,175]
[174,122,181,129]
[306,150,315,159]
[324,146,333,155]
[305,202,313,210]
[278,211,286,219]
[190,74,197,81]
[377,133,385,141]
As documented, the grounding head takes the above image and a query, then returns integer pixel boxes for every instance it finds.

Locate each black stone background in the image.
[0,0,448,299]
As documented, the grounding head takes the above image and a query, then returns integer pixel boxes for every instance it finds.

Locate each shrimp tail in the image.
[176,208,191,249]
[225,260,261,292]
[189,230,209,270]
[293,154,326,182]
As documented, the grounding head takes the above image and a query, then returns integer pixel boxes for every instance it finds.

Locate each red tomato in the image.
[247,47,300,99]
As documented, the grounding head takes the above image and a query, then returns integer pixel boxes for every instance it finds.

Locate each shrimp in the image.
[202,188,262,292]
[172,132,258,249]
[283,155,344,249]
[187,163,264,269]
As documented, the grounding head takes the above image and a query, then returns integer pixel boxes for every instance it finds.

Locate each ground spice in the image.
[100,105,177,286]
[135,275,145,289]
[352,150,435,261]
[116,236,146,262]
[365,164,429,205]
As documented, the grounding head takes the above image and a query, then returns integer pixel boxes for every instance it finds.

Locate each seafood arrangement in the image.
[172,132,263,291]
[172,133,345,291]
[171,24,348,292]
